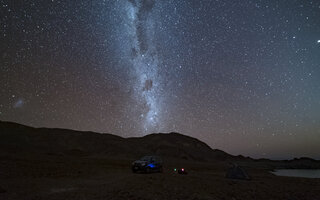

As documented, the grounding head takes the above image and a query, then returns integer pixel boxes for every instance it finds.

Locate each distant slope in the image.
[128,133,232,161]
[0,121,232,161]
[0,121,129,157]
[1,121,319,168]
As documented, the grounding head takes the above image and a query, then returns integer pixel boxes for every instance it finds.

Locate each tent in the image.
[226,164,251,180]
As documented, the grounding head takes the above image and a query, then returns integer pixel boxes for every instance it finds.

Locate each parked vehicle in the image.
[132,155,163,173]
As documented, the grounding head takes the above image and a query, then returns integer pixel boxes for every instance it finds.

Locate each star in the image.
[1,0,320,159]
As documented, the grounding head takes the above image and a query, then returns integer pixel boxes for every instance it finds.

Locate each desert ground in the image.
[1,154,319,200]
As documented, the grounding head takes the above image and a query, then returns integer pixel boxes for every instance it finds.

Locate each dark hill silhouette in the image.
[0,121,232,161]
[128,133,232,161]
[1,120,319,168]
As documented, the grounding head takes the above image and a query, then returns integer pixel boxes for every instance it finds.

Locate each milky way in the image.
[123,0,162,133]
[1,0,320,159]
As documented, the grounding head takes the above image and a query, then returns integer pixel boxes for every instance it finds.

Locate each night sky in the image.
[1,0,320,159]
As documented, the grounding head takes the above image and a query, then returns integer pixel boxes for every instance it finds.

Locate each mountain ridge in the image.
[0,120,234,161]
[1,120,319,166]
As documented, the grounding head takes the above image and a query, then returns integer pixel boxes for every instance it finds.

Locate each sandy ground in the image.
[0,154,319,200]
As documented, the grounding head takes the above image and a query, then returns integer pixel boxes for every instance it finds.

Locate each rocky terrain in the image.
[0,121,319,200]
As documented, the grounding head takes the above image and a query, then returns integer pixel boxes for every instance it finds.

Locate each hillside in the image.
[1,120,320,169]
[0,120,232,161]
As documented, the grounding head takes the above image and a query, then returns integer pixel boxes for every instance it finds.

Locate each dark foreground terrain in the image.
[1,155,320,200]
[0,121,319,200]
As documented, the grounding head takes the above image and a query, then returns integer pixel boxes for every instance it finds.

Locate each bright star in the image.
[317,40,320,43]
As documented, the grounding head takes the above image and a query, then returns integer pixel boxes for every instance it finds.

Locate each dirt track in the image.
[1,155,320,200]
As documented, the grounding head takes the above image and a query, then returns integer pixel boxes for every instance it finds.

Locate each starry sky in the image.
[1,0,320,159]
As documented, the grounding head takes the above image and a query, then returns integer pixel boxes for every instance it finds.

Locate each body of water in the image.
[271,169,320,178]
